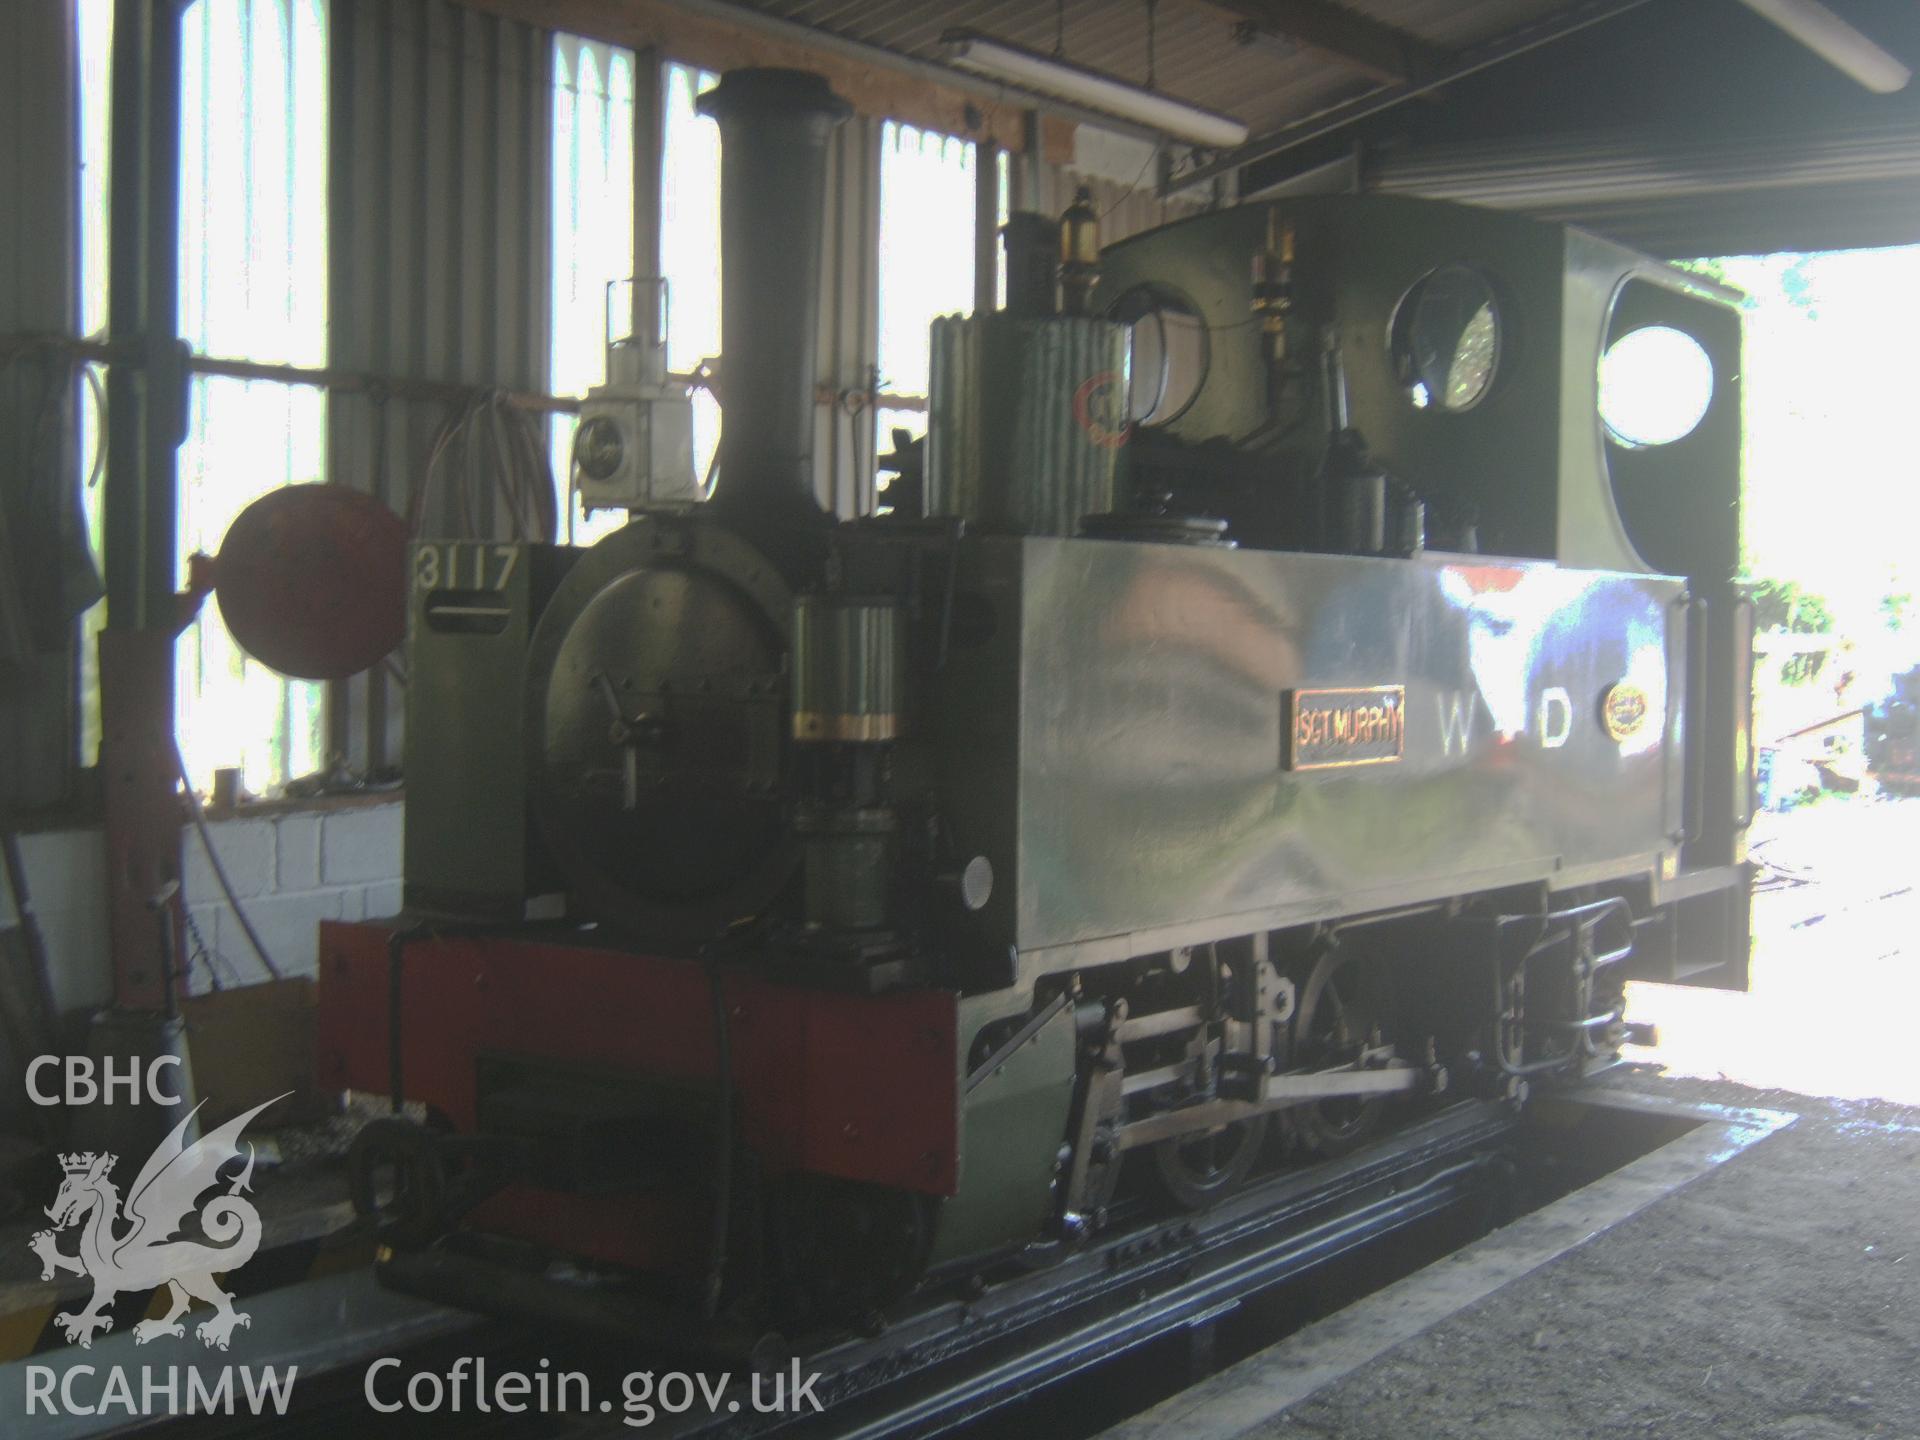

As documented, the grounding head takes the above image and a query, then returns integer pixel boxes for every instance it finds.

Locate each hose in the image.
[406,391,558,544]
[0,830,61,1058]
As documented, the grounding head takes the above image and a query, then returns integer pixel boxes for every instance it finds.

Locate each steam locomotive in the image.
[317,68,1755,1346]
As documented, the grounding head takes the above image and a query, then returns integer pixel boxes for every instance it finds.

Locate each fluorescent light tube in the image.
[1737,0,1910,93]
[941,29,1250,148]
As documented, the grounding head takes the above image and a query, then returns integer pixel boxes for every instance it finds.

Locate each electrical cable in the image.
[1099,147,1163,220]
[2,342,104,651]
[407,390,558,544]
[179,902,232,992]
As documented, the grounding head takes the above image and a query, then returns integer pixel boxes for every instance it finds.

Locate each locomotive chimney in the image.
[697,69,851,533]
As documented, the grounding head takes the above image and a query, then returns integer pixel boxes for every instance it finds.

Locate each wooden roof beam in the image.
[451,0,1159,152]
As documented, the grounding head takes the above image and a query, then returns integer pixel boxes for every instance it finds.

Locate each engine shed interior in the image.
[2,3,1918,1438]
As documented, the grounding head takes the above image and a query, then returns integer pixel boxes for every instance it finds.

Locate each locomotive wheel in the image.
[1146,1111,1270,1210]
[771,1174,933,1327]
[1290,949,1389,1158]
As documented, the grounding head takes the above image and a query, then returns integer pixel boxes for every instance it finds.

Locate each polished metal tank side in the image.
[923,536,1684,977]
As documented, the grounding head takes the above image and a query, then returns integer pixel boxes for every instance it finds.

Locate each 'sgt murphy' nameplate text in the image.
[1284,686,1406,770]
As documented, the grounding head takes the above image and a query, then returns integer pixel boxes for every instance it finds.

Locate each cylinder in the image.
[696,69,851,530]
[796,805,895,932]
[792,595,904,742]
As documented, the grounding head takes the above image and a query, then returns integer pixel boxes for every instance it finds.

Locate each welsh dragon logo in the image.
[28,1096,283,1350]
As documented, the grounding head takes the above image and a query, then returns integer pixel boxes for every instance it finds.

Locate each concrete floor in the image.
[1629,794,1920,1107]
[1110,795,1920,1440]
[1116,1072,1918,1440]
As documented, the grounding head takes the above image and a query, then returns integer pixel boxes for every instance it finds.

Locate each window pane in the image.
[876,124,975,471]
[662,63,722,493]
[996,149,1010,311]
[174,0,329,796]
[549,35,636,546]
[1599,324,1715,448]
[176,377,328,794]
[875,406,927,445]
[178,0,328,368]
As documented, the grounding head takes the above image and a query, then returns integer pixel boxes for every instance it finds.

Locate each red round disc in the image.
[213,485,409,681]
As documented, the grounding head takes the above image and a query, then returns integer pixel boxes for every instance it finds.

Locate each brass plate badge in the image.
[1284,685,1407,771]
[1601,681,1650,743]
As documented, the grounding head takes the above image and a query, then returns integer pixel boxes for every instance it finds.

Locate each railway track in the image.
[127,1097,1519,1440]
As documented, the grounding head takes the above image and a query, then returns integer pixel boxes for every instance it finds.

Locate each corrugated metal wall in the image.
[3,3,1211,796]
[325,0,552,773]
[0,0,82,813]
[1020,150,1206,249]
[1071,168,1202,248]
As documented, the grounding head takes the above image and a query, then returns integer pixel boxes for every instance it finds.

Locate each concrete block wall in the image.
[0,802,404,1015]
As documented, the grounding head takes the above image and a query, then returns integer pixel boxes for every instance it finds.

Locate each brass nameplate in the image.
[1601,681,1650,743]
[1284,686,1406,771]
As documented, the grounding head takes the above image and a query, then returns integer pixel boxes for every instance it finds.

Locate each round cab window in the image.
[1599,325,1714,447]
[1109,285,1208,427]
[1392,266,1501,412]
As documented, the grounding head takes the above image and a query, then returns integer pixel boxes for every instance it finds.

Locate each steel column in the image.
[974,138,1000,316]
[633,48,664,334]
[98,0,190,1041]
[103,0,185,631]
